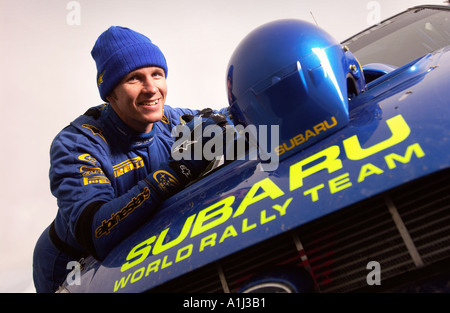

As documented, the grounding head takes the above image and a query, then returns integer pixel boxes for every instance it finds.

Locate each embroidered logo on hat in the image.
[97,70,105,87]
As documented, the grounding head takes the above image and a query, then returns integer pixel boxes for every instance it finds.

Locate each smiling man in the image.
[32,26,229,293]
[107,66,168,133]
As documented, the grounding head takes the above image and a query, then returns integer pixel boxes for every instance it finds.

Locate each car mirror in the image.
[362,63,397,83]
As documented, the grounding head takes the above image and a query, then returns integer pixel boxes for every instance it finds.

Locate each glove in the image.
[170,108,229,181]
[145,108,230,200]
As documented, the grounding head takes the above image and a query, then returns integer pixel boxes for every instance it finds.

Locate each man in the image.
[32,26,229,293]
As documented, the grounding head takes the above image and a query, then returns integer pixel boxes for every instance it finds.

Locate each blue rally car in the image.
[59,4,450,293]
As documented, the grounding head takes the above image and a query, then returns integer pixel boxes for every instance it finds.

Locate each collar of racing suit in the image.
[100,104,156,150]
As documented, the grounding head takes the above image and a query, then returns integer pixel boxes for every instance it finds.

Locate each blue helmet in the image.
[226,19,365,160]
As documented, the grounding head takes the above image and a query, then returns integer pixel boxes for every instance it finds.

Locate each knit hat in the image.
[91,26,168,101]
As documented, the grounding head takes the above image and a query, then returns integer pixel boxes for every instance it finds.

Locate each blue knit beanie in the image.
[91,26,168,101]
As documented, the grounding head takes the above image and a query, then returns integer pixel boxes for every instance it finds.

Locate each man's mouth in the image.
[140,99,160,106]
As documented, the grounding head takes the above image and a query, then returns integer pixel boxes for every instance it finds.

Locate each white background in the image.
[0,0,446,292]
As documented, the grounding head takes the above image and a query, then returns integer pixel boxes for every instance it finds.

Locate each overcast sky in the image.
[0,0,446,292]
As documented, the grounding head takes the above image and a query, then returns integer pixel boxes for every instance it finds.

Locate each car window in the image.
[343,8,450,67]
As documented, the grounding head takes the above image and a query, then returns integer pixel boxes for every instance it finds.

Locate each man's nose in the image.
[142,76,158,94]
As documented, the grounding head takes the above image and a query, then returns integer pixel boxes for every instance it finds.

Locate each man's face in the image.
[107,66,167,133]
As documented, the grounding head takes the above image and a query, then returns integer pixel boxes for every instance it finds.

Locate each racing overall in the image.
[33,103,203,292]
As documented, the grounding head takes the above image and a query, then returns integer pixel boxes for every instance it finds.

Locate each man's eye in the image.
[127,76,138,81]
[152,71,164,78]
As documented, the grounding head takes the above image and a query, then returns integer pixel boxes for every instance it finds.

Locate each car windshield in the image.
[343,7,450,67]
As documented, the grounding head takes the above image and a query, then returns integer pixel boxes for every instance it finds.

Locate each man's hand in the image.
[169,108,230,183]
[145,108,230,199]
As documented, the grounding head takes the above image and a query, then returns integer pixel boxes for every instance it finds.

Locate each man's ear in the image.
[106,91,118,103]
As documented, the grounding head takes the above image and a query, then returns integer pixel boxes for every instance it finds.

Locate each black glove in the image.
[169,108,229,182]
[145,108,230,199]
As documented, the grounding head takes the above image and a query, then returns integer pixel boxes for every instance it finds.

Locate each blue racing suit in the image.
[33,103,223,292]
